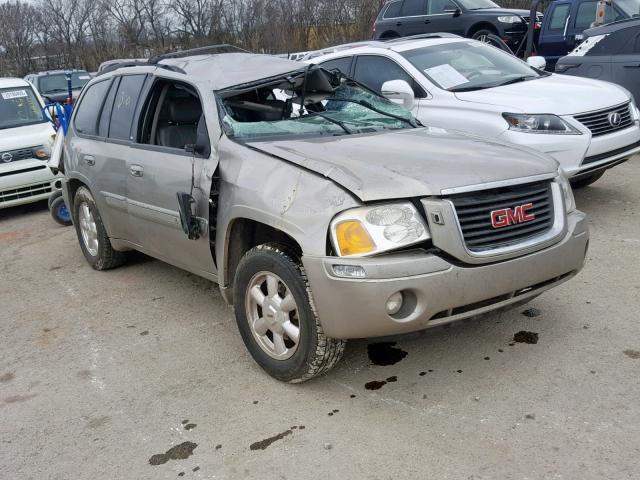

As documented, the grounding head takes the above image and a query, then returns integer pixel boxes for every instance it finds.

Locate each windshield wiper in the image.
[44,88,69,93]
[326,98,419,127]
[297,110,354,135]
[449,75,537,92]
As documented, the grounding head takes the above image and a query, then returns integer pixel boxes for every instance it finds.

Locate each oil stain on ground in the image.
[149,441,198,465]
[367,342,408,366]
[184,423,196,431]
[365,376,398,390]
[0,372,14,383]
[623,349,640,359]
[514,331,539,344]
[521,308,541,318]
[250,429,292,450]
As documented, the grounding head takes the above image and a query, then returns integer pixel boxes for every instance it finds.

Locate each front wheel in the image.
[233,244,346,383]
[73,186,126,270]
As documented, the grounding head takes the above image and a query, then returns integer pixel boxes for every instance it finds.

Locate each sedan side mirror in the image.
[526,56,547,71]
[381,80,415,111]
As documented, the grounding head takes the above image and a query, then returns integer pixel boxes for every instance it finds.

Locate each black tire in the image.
[72,186,126,270]
[570,171,605,189]
[471,28,498,44]
[233,243,346,383]
[47,190,62,209]
[49,195,72,226]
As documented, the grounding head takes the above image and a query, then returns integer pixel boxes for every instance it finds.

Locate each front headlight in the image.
[33,144,51,160]
[556,168,576,213]
[498,15,523,23]
[330,202,430,257]
[503,113,581,135]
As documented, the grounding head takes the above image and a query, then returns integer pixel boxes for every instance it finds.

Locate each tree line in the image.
[0,0,537,76]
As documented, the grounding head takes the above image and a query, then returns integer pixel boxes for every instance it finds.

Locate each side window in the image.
[401,0,426,16]
[98,78,119,138]
[108,74,146,141]
[575,1,597,30]
[428,0,457,14]
[354,56,426,98]
[74,80,111,136]
[548,4,570,32]
[138,80,206,153]
[384,0,403,18]
[320,57,353,76]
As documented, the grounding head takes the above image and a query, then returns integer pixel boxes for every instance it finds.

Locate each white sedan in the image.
[307,36,640,187]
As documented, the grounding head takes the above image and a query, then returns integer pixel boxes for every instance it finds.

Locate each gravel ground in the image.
[1,160,639,480]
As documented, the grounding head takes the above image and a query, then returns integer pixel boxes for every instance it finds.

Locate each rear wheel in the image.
[73,186,126,270]
[570,171,605,189]
[233,244,346,383]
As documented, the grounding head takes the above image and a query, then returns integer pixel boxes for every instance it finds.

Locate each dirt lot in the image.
[1,161,639,480]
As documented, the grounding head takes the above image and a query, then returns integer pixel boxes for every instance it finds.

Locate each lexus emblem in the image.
[608,112,622,127]
[491,203,536,229]
[1,152,13,163]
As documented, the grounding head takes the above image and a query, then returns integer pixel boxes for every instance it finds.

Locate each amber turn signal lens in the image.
[335,220,375,256]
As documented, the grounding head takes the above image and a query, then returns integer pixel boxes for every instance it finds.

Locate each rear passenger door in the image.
[69,77,130,240]
[125,77,217,276]
[397,0,430,36]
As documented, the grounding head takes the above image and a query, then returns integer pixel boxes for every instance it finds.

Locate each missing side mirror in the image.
[177,192,201,240]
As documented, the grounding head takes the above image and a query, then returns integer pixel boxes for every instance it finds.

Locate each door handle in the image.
[623,64,640,68]
[424,19,431,24]
[130,165,144,177]
[396,22,403,26]
[83,155,95,166]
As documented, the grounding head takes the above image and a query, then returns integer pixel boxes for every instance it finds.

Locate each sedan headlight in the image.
[503,113,581,135]
[498,15,523,23]
[556,168,576,213]
[330,203,430,257]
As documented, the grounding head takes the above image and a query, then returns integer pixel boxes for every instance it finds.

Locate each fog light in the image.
[385,291,404,315]
[332,264,366,279]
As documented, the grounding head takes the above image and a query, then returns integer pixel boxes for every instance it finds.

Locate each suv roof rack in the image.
[384,33,462,43]
[148,44,249,64]
[95,61,186,77]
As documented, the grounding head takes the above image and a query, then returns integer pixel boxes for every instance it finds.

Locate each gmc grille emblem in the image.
[491,203,535,229]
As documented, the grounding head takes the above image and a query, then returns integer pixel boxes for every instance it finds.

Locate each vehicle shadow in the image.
[0,200,49,222]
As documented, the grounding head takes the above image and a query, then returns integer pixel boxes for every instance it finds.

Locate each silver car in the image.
[60,51,589,382]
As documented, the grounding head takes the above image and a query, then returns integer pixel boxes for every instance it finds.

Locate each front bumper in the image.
[303,210,587,339]
[0,160,60,209]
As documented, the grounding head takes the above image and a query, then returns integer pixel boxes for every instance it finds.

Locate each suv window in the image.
[138,79,206,152]
[575,1,616,30]
[428,0,458,14]
[401,0,426,16]
[354,55,425,98]
[548,4,570,31]
[98,78,119,138]
[384,0,403,18]
[319,57,353,75]
[108,74,146,141]
[74,80,111,136]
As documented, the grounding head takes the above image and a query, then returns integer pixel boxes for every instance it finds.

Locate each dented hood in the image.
[248,127,557,201]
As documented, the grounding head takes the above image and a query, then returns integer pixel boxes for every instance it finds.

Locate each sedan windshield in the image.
[0,87,46,130]
[457,0,499,9]
[402,41,543,92]
[219,69,417,140]
[38,72,92,94]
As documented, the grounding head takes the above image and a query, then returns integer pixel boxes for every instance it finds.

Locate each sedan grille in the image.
[0,182,52,203]
[0,147,37,163]
[449,181,554,252]
[574,103,634,137]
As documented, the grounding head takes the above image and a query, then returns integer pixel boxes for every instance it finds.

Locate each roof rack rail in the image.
[384,33,462,43]
[95,61,186,77]
[148,44,250,64]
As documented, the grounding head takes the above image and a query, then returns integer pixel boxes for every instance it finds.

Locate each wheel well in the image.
[467,22,499,38]
[224,218,302,295]
[379,30,400,39]
[66,178,85,213]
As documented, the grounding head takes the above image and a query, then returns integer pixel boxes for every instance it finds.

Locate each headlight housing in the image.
[556,168,576,213]
[503,113,581,135]
[498,15,523,23]
[33,144,51,160]
[330,203,430,257]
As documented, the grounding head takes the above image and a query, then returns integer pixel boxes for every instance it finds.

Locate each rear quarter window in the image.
[384,1,403,18]
[320,57,353,75]
[74,80,111,136]
[108,74,147,141]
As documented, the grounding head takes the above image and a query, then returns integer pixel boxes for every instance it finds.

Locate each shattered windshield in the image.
[218,68,418,140]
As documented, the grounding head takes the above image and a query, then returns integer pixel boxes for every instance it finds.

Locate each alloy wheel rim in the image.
[245,271,301,360]
[78,202,99,256]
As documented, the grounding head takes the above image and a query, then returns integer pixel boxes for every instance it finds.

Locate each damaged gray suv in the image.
[59,49,589,382]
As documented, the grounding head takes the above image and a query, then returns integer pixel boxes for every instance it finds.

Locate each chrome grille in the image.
[449,181,554,252]
[0,182,52,203]
[574,103,633,137]
[0,146,37,163]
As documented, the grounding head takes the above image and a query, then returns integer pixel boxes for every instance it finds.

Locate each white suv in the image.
[0,78,58,209]
[308,36,640,188]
